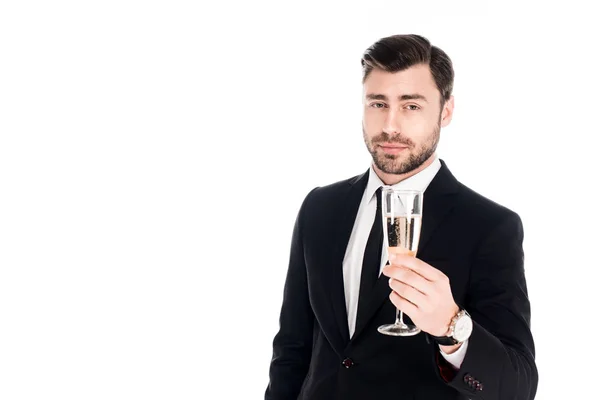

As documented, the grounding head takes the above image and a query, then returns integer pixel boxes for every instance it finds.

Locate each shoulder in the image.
[301,172,367,207]
[291,171,367,231]
[455,181,523,231]
[437,159,522,230]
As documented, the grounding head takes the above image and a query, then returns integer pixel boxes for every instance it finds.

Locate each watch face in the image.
[454,315,473,342]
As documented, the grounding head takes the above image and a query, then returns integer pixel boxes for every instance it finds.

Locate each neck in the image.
[373,154,436,185]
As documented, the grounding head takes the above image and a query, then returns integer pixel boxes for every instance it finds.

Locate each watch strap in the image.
[430,333,459,345]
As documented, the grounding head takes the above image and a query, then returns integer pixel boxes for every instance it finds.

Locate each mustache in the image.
[371,132,414,147]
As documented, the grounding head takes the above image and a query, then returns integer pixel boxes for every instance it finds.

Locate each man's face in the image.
[362,64,453,175]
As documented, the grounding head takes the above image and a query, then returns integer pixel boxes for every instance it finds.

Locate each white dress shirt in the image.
[341,156,468,369]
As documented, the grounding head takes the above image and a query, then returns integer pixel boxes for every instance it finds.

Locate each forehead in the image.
[363,64,439,98]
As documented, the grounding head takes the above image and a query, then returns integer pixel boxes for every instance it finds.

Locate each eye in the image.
[405,104,420,111]
[370,102,386,109]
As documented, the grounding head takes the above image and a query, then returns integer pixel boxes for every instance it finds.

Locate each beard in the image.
[363,123,440,175]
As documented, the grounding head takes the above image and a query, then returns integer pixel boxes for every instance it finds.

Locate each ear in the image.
[440,95,455,128]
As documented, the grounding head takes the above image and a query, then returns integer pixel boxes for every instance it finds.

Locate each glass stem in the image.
[395,309,407,327]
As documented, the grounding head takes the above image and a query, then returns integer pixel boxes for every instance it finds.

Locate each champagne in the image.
[386,215,421,257]
[378,189,423,336]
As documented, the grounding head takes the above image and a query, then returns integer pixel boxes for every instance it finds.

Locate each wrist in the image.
[439,342,462,355]
[434,304,460,337]
[431,307,473,346]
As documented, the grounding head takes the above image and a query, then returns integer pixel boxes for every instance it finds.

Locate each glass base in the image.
[378,323,421,336]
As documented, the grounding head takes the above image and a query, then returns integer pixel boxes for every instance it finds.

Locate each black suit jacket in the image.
[266,160,538,399]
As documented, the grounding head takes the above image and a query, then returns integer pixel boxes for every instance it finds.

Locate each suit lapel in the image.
[417,160,459,254]
[328,170,369,346]
[351,160,459,340]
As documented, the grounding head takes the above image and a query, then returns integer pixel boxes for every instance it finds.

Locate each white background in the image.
[1,1,598,399]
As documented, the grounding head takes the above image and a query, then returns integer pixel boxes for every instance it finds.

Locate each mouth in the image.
[377,143,409,155]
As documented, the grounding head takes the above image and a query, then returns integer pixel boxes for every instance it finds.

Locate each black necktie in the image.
[357,187,383,320]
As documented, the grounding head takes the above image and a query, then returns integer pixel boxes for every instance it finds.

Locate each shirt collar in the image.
[365,156,442,203]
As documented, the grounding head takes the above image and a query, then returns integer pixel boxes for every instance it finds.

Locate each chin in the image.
[376,161,405,175]
[377,154,405,167]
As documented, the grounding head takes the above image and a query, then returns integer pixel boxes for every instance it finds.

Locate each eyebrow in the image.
[365,93,428,102]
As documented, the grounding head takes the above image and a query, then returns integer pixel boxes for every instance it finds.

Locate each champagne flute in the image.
[377,188,423,337]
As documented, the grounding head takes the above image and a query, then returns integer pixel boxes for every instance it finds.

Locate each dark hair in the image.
[361,34,454,108]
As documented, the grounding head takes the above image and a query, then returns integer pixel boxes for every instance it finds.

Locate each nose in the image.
[382,107,402,135]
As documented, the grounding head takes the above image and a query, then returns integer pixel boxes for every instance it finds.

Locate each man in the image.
[265,34,537,399]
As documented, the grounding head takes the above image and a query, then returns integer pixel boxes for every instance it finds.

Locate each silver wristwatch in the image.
[432,309,473,345]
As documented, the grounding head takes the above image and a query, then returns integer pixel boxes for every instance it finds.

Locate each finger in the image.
[383,265,432,295]
[389,291,418,316]
[389,278,428,307]
[389,254,444,281]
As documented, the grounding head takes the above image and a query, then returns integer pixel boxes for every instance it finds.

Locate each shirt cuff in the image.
[439,339,469,370]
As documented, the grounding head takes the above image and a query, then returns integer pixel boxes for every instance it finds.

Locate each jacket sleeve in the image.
[436,212,538,399]
[265,189,317,400]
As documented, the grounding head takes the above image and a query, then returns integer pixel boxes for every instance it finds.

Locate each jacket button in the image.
[342,358,354,368]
